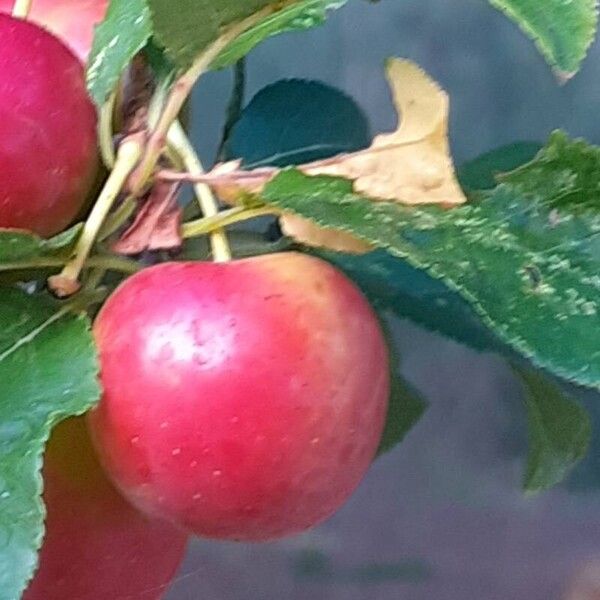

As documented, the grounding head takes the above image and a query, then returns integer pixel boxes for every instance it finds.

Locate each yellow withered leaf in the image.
[280,214,373,254]
[207,58,466,253]
[303,58,466,207]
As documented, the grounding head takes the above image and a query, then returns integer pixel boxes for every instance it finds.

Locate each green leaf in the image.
[350,285,427,456]
[515,367,591,493]
[497,132,600,213]
[224,79,370,168]
[378,369,427,456]
[148,0,291,69]
[0,226,81,270]
[259,132,600,389]
[321,250,502,353]
[488,0,598,76]
[0,289,100,600]
[86,0,152,105]
[458,142,542,192]
[212,0,348,69]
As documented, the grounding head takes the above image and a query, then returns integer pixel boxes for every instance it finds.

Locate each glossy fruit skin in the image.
[23,417,188,600]
[0,15,97,237]
[0,0,108,63]
[89,253,390,541]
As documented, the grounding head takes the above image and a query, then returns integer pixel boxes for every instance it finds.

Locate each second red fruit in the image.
[0,0,108,63]
[24,418,187,600]
[89,253,390,541]
[0,15,97,237]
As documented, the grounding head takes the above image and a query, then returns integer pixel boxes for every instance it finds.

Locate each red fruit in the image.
[0,0,108,63]
[89,253,390,541]
[0,15,97,237]
[24,417,188,600]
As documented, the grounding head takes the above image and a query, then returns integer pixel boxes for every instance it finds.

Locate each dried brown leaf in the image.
[113,182,183,255]
[303,58,466,206]
[280,214,372,254]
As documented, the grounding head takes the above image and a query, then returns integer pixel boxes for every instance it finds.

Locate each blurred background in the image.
[164,1,600,598]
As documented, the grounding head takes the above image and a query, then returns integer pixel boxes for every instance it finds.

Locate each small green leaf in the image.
[378,370,427,456]
[212,0,348,69]
[488,0,598,76]
[148,0,287,69]
[0,289,100,599]
[458,142,542,192]
[371,313,427,456]
[0,226,81,269]
[225,79,370,168]
[86,0,152,105]
[259,132,600,389]
[515,367,591,493]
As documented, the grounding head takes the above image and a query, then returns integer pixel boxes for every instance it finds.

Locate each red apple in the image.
[89,253,390,541]
[24,417,188,600]
[0,15,97,237]
[0,0,108,63]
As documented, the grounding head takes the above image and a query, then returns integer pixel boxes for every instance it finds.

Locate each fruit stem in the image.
[98,91,117,169]
[48,137,143,297]
[12,0,32,18]
[129,7,273,195]
[168,121,232,262]
[181,206,280,239]
[157,166,276,185]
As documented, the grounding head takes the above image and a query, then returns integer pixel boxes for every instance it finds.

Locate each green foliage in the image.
[322,250,502,353]
[458,142,542,192]
[87,0,598,108]
[259,132,600,390]
[378,369,428,456]
[87,0,348,106]
[488,0,598,75]
[376,318,428,456]
[515,367,592,493]
[0,227,82,278]
[212,0,349,69]
[148,0,301,68]
[225,79,370,168]
[86,0,152,105]
[0,290,99,600]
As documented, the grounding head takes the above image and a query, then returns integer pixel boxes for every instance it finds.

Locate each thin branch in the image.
[157,166,276,185]
[168,121,232,262]
[129,8,274,195]
[182,206,279,239]
[98,90,117,169]
[48,136,143,297]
